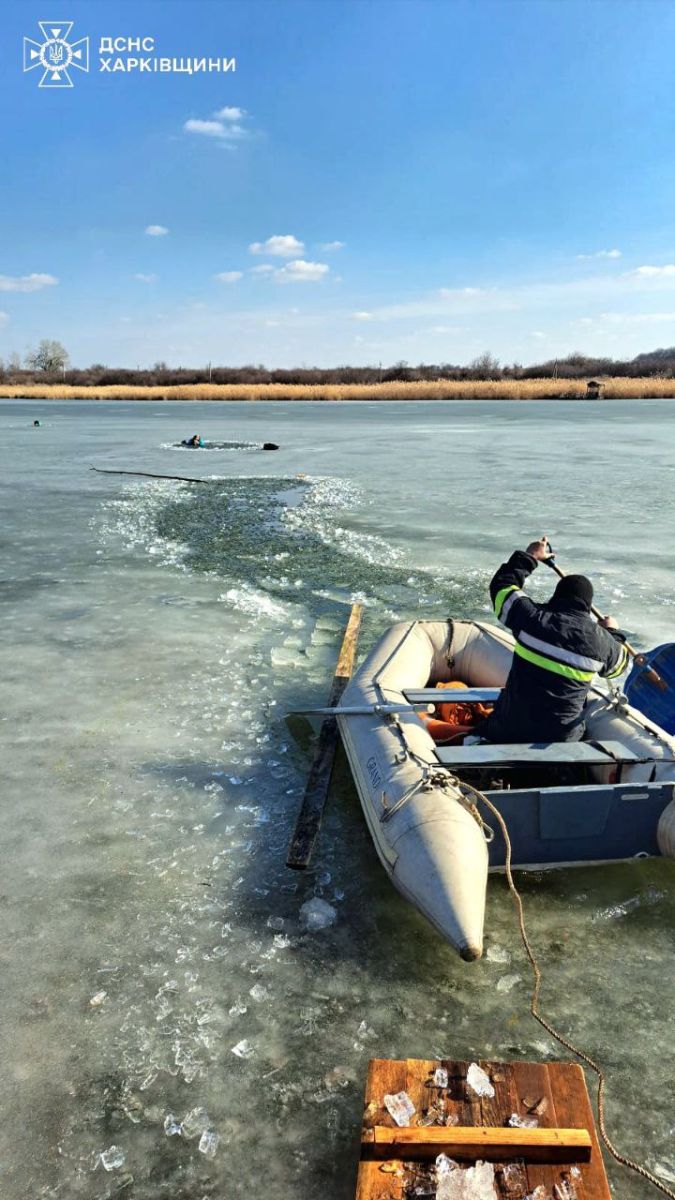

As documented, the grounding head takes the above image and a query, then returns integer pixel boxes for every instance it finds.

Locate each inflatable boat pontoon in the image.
[337,619,675,961]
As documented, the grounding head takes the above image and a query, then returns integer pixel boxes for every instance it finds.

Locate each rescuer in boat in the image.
[479,536,629,744]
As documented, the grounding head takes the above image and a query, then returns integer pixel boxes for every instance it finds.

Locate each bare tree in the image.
[25,339,70,373]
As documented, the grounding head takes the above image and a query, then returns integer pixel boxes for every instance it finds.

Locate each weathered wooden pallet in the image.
[355,1057,611,1199]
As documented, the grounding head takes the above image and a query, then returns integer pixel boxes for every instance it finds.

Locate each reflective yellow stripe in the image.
[605,647,629,679]
[514,641,595,681]
[494,584,519,619]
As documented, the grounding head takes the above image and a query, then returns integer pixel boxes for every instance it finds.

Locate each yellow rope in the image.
[464,784,675,1200]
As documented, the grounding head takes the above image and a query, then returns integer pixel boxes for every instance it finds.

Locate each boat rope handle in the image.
[461,778,675,1200]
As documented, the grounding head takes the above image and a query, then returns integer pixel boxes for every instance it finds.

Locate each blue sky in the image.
[3,0,675,368]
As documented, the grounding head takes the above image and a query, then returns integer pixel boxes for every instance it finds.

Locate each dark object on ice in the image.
[286,603,363,870]
[262,442,279,450]
[181,434,204,447]
[33,419,42,427]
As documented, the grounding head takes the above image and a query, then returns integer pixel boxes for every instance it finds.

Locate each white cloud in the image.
[145,225,168,237]
[213,106,246,121]
[319,241,345,251]
[352,311,373,320]
[0,311,8,325]
[630,264,675,278]
[134,273,157,283]
[577,249,622,260]
[250,263,275,274]
[531,330,546,338]
[215,271,243,283]
[274,260,329,283]
[0,272,58,292]
[249,235,304,258]
[184,107,250,144]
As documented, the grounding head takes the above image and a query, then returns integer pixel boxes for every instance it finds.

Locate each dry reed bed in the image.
[3,378,675,401]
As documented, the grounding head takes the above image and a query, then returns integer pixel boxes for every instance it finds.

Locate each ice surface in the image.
[437,1159,497,1199]
[100,1145,126,1171]
[466,1063,495,1098]
[383,1091,416,1126]
[198,1129,220,1158]
[299,897,337,930]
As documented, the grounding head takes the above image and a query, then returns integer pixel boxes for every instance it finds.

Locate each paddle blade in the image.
[625,643,675,733]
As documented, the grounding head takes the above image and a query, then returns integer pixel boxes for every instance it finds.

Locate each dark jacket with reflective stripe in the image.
[480,551,629,744]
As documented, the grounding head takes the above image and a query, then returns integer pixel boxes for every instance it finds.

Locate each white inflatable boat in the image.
[337,619,675,961]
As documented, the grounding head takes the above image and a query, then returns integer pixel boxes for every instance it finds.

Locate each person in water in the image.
[479,536,629,744]
[183,434,204,447]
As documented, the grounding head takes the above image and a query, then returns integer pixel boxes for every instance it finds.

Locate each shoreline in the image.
[1,377,675,401]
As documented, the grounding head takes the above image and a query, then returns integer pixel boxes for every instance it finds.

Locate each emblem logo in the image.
[23,21,89,88]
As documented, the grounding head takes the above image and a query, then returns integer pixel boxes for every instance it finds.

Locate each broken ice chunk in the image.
[485,945,511,964]
[553,1180,578,1200]
[299,897,337,930]
[163,1114,181,1137]
[437,1159,497,1200]
[89,990,107,1007]
[435,1152,456,1177]
[231,1038,255,1059]
[198,1130,220,1158]
[100,1145,125,1171]
[509,1112,539,1128]
[525,1188,549,1200]
[500,1162,528,1193]
[496,974,521,993]
[249,983,269,1002]
[180,1107,211,1139]
[383,1091,416,1126]
[433,1067,449,1088]
[466,1062,495,1098]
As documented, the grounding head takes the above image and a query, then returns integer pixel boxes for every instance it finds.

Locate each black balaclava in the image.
[552,574,593,611]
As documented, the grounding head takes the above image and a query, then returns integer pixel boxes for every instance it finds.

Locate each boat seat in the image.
[435,739,640,768]
[405,688,502,704]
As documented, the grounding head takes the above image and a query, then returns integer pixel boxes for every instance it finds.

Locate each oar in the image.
[543,544,667,691]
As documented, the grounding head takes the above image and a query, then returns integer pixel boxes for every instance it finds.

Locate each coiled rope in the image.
[460,780,675,1199]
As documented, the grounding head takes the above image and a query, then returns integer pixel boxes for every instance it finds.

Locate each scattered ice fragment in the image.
[180,1107,211,1139]
[437,1159,497,1199]
[509,1112,539,1128]
[356,1020,377,1041]
[436,1152,456,1177]
[249,983,269,1002]
[163,1114,181,1137]
[299,897,337,930]
[466,1062,495,1098]
[100,1145,125,1171]
[434,1067,449,1088]
[231,1038,255,1059]
[198,1129,220,1158]
[89,990,107,1007]
[266,916,285,930]
[553,1180,578,1199]
[570,1167,581,1179]
[525,1189,549,1200]
[383,1091,415,1126]
[496,974,521,994]
[317,870,332,886]
[500,1162,527,1193]
[485,945,511,964]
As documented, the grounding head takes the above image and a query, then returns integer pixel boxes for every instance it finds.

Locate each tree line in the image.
[4,340,675,385]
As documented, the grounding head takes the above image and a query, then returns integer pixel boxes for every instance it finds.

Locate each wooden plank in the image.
[547,1062,611,1200]
[435,742,614,767]
[354,1161,404,1200]
[365,1125,592,1162]
[286,603,363,869]
[513,1059,571,1200]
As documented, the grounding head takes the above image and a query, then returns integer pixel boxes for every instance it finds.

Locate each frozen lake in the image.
[1,398,674,1198]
